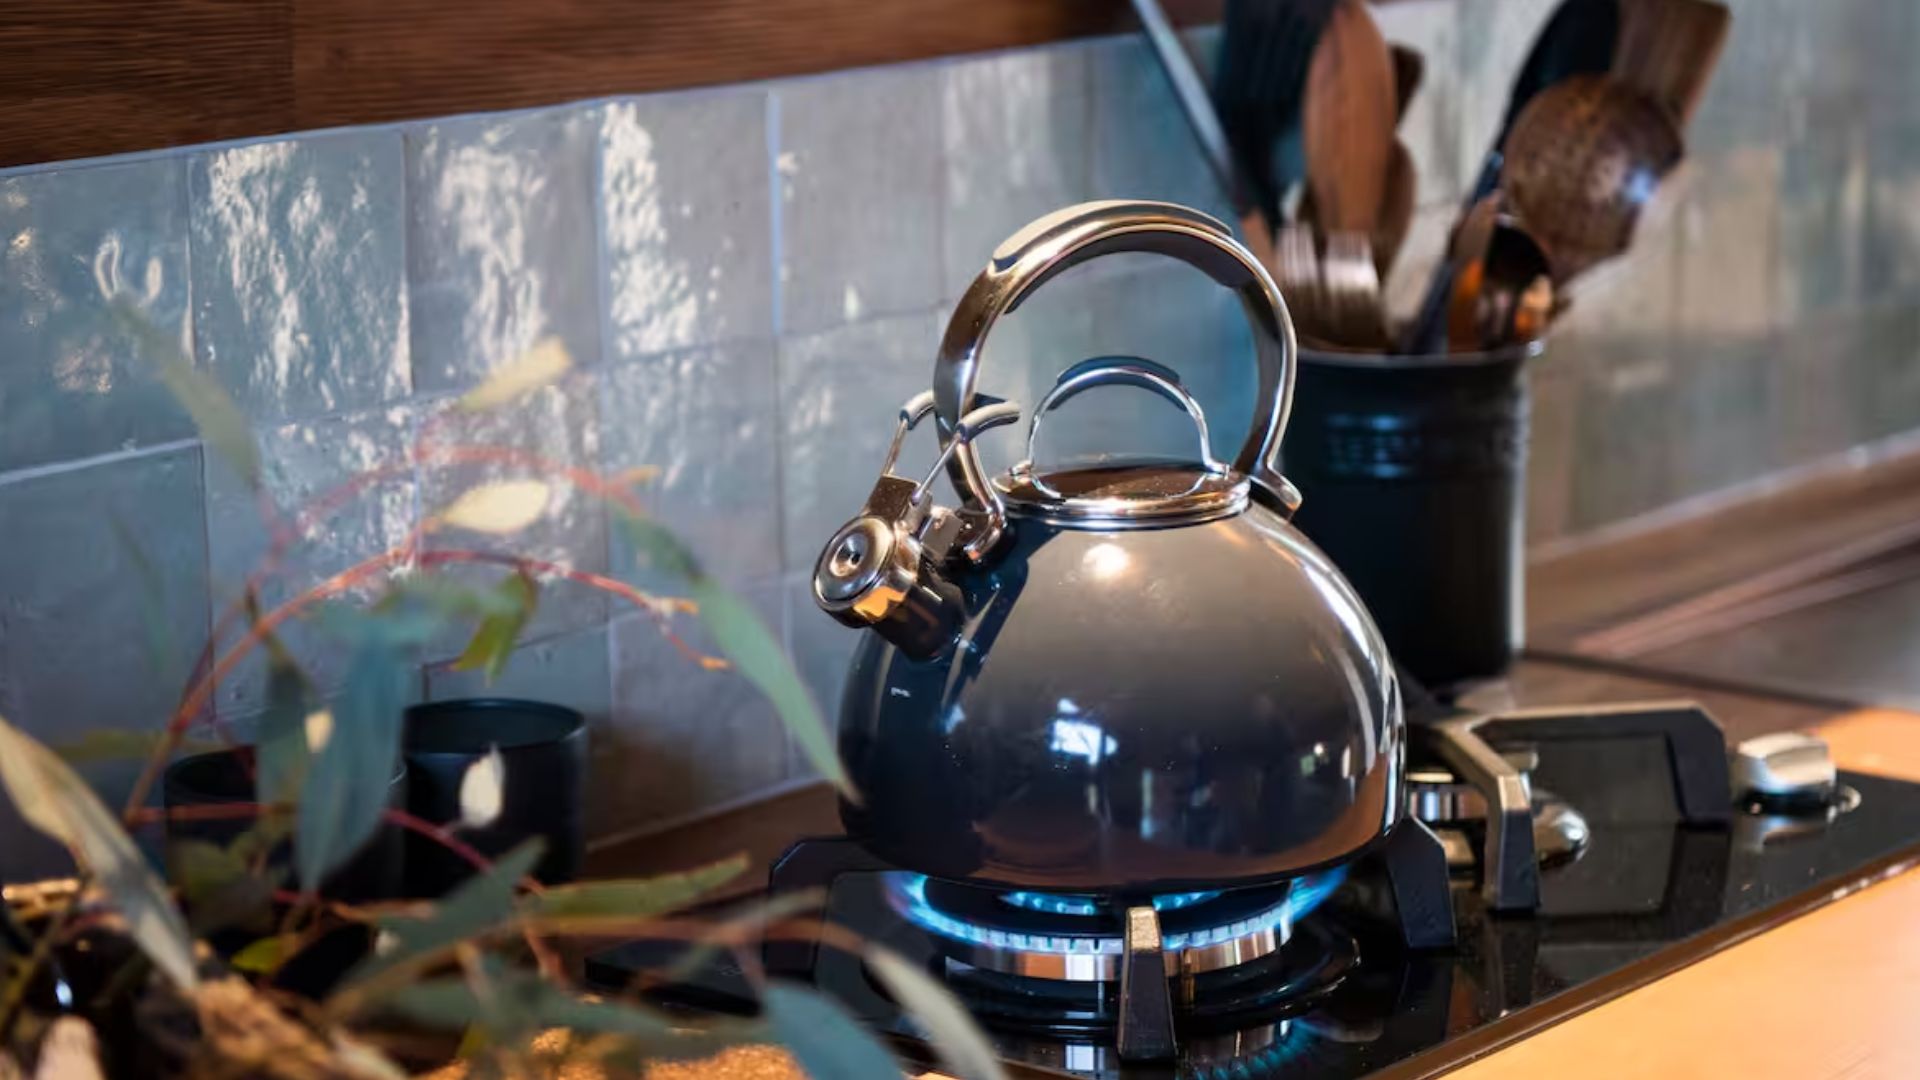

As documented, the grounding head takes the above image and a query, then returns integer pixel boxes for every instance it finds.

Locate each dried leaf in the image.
[437,480,551,535]
[0,715,197,992]
[109,297,261,490]
[31,1017,104,1080]
[761,983,902,1080]
[457,338,572,412]
[295,642,407,889]
[229,936,285,976]
[531,853,746,922]
[338,840,545,996]
[866,946,1007,1080]
[451,572,537,682]
[457,746,505,830]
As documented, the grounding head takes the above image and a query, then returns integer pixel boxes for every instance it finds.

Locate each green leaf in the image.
[295,640,408,888]
[380,575,524,621]
[451,572,538,683]
[611,506,851,798]
[866,946,1006,1080]
[0,715,197,992]
[382,966,733,1061]
[761,983,903,1080]
[338,840,544,994]
[691,580,851,799]
[109,297,261,490]
[531,854,746,922]
[51,729,222,766]
[168,837,278,936]
[230,937,285,975]
[255,651,311,809]
[613,508,704,582]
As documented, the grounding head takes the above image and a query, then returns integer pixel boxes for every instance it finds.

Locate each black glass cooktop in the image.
[590,767,1920,1079]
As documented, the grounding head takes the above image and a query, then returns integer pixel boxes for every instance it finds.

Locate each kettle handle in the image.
[933,200,1299,541]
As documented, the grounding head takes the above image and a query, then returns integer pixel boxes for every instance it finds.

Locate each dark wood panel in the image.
[0,0,1223,168]
[0,0,294,167]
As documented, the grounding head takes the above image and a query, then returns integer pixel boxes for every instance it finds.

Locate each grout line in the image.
[766,87,794,589]
[0,437,204,489]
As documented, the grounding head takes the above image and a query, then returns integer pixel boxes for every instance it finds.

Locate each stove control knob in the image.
[1732,732,1836,807]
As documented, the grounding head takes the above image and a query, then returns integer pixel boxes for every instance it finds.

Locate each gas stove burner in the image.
[1000,889,1222,916]
[886,870,1347,983]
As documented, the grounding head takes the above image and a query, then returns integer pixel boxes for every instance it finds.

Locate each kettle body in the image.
[813,201,1404,892]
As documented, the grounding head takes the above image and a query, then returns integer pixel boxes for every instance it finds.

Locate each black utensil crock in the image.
[401,698,586,896]
[1285,343,1538,692]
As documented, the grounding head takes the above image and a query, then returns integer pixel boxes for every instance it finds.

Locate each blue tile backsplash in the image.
[3,0,1919,878]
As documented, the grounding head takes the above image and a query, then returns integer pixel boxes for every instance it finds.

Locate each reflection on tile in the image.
[406,107,602,394]
[1375,0,1463,207]
[1088,37,1232,220]
[425,624,611,766]
[204,404,417,718]
[1775,94,1869,321]
[601,340,781,590]
[1524,357,1579,545]
[418,375,609,650]
[0,158,193,472]
[603,581,788,831]
[1562,335,1678,532]
[1675,148,1781,341]
[784,571,855,778]
[602,91,773,358]
[0,445,209,879]
[776,310,944,573]
[1668,337,1779,499]
[1772,311,1862,464]
[777,66,942,336]
[1863,111,1920,307]
[941,44,1091,299]
[190,130,409,422]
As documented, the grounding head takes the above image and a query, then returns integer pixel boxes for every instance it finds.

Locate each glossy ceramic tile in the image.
[1839,303,1920,445]
[190,130,409,422]
[1674,148,1782,340]
[1374,0,1463,208]
[1863,111,1920,307]
[776,309,944,573]
[776,65,943,336]
[202,403,417,718]
[940,43,1092,300]
[0,158,193,473]
[1686,0,1795,155]
[603,580,789,829]
[600,340,782,591]
[1668,336,1779,499]
[417,375,609,650]
[425,625,612,797]
[602,90,774,359]
[0,446,209,845]
[406,107,603,394]
[1453,0,1560,198]
[1087,37,1232,221]
[1775,93,1870,321]
[1563,334,1679,532]
[1524,357,1579,545]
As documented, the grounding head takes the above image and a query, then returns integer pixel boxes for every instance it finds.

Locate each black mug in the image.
[161,746,407,903]
[1285,343,1537,692]
[402,698,587,896]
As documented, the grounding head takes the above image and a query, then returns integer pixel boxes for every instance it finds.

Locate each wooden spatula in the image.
[1613,0,1731,126]
[1302,0,1397,237]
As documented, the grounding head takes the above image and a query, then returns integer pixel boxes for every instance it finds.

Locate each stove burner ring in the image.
[887,871,1345,982]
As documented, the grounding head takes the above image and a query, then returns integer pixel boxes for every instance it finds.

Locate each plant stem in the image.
[0,880,83,1042]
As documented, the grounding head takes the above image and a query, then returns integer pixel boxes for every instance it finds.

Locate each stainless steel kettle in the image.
[813,200,1403,893]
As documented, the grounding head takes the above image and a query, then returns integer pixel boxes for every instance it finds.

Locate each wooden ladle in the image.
[1500,74,1684,282]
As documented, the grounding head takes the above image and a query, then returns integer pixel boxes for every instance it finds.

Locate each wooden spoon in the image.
[1613,0,1731,126]
[1500,74,1684,282]
[1302,0,1397,236]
